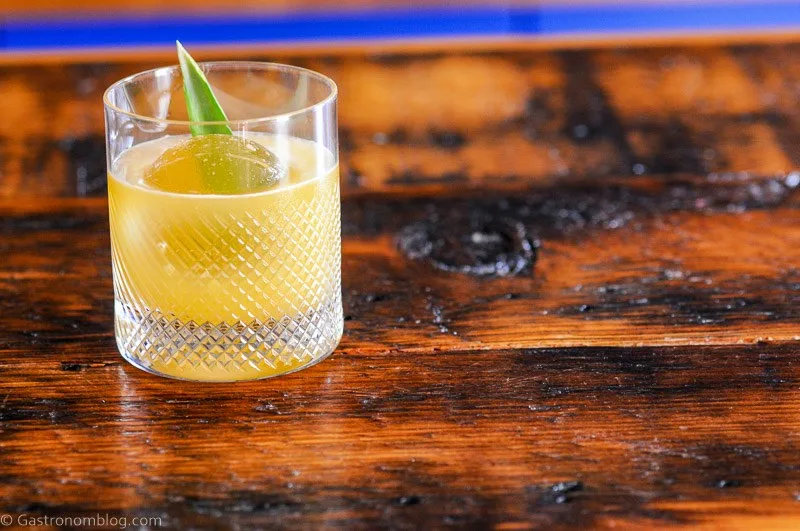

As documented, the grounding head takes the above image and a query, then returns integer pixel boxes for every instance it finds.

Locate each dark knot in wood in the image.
[396,218,537,277]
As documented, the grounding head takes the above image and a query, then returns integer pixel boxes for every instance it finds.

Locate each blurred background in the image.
[1,1,799,198]
[2,0,800,58]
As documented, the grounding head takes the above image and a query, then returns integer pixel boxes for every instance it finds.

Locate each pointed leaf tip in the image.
[177,42,232,136]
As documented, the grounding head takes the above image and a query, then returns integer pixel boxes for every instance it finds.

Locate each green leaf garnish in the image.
[176,41,232,136]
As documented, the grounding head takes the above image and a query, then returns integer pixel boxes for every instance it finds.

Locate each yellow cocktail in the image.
[104,61,342,381]
[109,134,341,381]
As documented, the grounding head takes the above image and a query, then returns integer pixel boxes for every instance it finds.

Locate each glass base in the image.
[115,299,342,382]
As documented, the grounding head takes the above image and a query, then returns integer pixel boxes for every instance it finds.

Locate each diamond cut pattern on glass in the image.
[110,175,342,381]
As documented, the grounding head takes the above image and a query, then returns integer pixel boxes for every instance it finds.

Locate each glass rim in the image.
[103,61,337,127]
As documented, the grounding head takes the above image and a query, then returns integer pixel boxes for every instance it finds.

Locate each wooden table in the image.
[1,41,799,529]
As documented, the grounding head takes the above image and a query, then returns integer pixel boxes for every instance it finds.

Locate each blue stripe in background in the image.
[3,2,800,52]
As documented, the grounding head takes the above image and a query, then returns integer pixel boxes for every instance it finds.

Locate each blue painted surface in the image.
[539,2,800,33]
[2,2,800,51]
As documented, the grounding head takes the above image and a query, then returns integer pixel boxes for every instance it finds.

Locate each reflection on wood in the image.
[0,338,798,528]
[1,182,797,352]
[1,41,799,529]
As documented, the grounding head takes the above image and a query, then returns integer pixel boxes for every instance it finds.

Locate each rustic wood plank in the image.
[1,173,797,354]
[731,44,800,169]
[2,42,800,529]
[594,47,800,177]
[1,340,799,529]
[2,46,800,198]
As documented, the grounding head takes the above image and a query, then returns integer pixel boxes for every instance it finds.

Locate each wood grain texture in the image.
[1,176,797,355]
[1,340,799,529]
[3,46,800,198]
[2,42,800,529]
